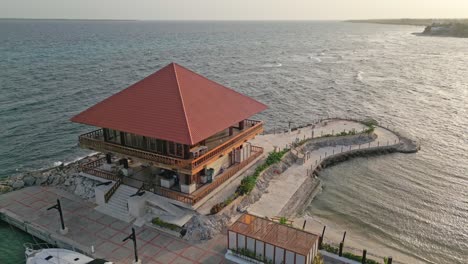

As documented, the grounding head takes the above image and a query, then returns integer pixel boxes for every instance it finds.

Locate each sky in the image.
[1,0,468,20]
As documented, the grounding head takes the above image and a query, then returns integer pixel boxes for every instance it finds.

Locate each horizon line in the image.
[1,17,467,22]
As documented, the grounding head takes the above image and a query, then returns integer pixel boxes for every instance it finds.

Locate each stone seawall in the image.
[0,209,92,256]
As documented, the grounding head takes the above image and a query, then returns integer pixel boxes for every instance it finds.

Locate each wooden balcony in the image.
[78,120,264,174]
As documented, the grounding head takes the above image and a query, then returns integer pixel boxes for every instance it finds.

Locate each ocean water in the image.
[0,220,40,263]
[0,20,467,263]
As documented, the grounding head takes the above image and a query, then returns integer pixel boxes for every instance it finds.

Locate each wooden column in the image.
[229,127,234,136]
[184,145,190,159]
[120,132,126,146]
[239,120,245,130]
[103,128,109,141]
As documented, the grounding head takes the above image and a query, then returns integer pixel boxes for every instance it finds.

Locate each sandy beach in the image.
[293,212,428,264]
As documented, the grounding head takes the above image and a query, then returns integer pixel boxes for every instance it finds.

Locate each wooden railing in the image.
[78,120,263,172]
[104,178,122,203]
[148,146,263,205]
[152,186,195,205]
[191,145,264,204]
[191,120,263,169]
[80,129,103,140]
[80,157,120,181]
[79,132,190,169]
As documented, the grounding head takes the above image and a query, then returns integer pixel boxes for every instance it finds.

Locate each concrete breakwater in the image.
[280,128,419,217]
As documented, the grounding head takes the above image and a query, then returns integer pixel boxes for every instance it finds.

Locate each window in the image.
[167,141,184,158]
[106,129,121,144]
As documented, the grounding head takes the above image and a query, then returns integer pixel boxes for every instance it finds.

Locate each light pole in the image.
[123,227,140,264]
[47,199,68,235]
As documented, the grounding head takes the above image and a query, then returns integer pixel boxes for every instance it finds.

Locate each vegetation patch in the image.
[321,243,381,264]
[233,248,273,264]
[278,216,292,226]
[210,149,289,214]
[238,149,289,195]
[152,217,180,231]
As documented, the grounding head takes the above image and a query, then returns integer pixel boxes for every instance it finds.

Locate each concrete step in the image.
[93,183,138,223]
[95,204,134,223]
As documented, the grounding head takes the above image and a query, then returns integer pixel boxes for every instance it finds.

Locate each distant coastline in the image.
[346,18,468,38]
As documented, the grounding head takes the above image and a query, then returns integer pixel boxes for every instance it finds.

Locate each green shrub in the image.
[234,248,272,263]
[322,243,381,264]
[362,119,378,127]
[237,149,288,195]
[152,217,180,231]
[364,125,375,134]
[278,216,292,226]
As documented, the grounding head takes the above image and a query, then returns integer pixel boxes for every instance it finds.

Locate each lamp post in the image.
[47,199,68,235]
[123,227,140,264]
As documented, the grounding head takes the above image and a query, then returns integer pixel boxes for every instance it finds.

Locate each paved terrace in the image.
[0,186,229,264]
[248,120,400,217]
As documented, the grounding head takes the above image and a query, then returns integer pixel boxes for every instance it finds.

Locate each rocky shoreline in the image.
[420,22,468,38]
[0,154,104,200]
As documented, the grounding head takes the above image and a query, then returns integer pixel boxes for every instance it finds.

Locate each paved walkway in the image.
[249,120,399,217]
[0,186,229,264]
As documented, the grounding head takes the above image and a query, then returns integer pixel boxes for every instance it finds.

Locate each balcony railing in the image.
[191,120,263,170]
[190,145,264,205]
[78,120,264,172]
[79,130,191,169]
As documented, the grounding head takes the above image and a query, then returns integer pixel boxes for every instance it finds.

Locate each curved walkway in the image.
[248,119,400,217]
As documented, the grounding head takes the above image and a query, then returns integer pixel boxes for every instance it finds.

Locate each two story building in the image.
[71,63,267,207]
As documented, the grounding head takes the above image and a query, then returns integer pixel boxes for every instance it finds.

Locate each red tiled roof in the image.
[71,63,267,145]
[228,213,319,256]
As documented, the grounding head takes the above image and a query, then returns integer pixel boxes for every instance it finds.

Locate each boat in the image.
[25,243,113,264]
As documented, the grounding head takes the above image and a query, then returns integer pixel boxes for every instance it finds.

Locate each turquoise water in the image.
[0,20,467,263]
[0,220,39,264]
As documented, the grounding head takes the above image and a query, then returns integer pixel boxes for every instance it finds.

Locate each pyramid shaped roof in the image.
[71,63,267,145]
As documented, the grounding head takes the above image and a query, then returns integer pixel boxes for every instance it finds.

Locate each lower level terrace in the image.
[80,145,263,206]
